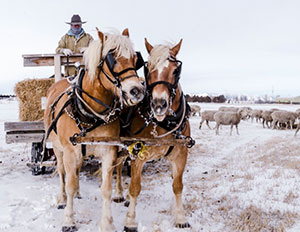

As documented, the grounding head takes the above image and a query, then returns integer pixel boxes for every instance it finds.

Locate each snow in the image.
[1,98,300,232]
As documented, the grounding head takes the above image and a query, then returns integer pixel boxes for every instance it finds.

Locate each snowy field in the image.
[1,98,300,232]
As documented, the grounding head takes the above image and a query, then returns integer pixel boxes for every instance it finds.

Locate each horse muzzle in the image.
[124,86,145,106]
[151,98,168,122]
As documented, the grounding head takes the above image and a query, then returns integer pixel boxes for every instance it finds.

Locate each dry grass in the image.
[230,205,297,232]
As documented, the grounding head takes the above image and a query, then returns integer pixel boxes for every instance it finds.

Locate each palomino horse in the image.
[117,38,193,231]
[44,28,145,232]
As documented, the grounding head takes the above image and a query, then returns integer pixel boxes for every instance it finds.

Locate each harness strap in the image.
[45,97,73,139]
[164,146,174,157]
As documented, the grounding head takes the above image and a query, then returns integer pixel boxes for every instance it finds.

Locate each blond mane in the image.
[148,43,172,73]
[84,32,135,81]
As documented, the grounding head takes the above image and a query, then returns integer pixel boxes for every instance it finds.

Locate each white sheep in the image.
[271,110,297,129]
[218,106,239,112]
[190,105,201,117]
[214,110,242,135]
[261,110,273,128]
[199,110,217,129]
[296,108,300,119]
[295,123,300,137]
[250,109,263,123]
[239,107,252,120]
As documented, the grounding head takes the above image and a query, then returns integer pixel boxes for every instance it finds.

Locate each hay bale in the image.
[14,78,54,121]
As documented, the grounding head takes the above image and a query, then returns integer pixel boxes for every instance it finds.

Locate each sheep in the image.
[261,110,273,128]
[250,109,263,123]
[239,107,252,120]
[295,123,300,137]
[218,106,239,112]
[199,110,217,129]
[190,105,201,117]
[296,108,300,119]
[214,110,242,135]
[271,110,297,129]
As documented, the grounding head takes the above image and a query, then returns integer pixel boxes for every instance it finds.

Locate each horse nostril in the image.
[130,87,140,98]
[162,99,167,108]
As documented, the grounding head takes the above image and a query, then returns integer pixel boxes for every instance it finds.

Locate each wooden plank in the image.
[6,133,44,144]
[4,121,44,131]
[54,54,62,82]
[23,54,83,67]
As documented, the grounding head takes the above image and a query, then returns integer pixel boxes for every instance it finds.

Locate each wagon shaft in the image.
[70,136,189,146]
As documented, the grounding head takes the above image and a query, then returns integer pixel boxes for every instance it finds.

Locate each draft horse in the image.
[44,28,145,232]
[117,38,193,231]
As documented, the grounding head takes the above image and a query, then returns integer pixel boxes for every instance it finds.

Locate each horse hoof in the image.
[57,204,66,209]
[113,196,125,203]
[62,226,78,232]
[124,200,130,207]
[123,226,138,232]
[175,222,191,228]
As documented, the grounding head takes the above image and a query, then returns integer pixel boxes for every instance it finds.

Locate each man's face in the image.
[71,24,82,29]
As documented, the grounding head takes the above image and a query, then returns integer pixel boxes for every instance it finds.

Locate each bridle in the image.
[119,53,195,150]
[144,56,182,101]
[98,50,144,89]
[45,50,145,141]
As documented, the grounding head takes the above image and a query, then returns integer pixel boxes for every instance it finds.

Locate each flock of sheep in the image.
[190,104,300,136]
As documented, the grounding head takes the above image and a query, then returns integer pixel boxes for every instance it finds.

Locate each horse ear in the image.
[96,27,104,43]
[122,28,129,37]
[145,38,153,54]
[171,39,183,56]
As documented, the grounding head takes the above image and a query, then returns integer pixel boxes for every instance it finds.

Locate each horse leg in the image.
[124,159,144,231]
[113,158,125,203]
[74,158,83,199]
[170,148,190,228]
[236,124,239,135]
[99,147,117,232]
[53,146,66,209]
[62,147,81,231]
[230,124,233,136]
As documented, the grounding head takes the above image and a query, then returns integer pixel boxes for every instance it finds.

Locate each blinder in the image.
[100,50,145,89]
[105,51,116,74]
[135,51,144,71]
[105,50,145,75]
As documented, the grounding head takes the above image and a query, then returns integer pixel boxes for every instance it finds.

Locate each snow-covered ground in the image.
[1,98,300,232]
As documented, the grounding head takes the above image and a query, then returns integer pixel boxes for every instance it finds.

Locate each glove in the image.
[79,47,87,53]
[62,48,73,56]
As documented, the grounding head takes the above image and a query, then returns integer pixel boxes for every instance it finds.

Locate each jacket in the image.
[55,32,93,54]
[56,32,93,76]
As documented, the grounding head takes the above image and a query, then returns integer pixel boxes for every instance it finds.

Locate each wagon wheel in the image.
[31,142,44,175]
[31,142,55,175]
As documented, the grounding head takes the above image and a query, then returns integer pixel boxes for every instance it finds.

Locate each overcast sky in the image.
[0,0,299,97]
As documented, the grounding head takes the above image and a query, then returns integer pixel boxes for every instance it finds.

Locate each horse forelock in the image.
[102,33,134,59]
[83,32,135,82]
[148,44,172,73]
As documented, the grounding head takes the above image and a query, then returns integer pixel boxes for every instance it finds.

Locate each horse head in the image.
[144,38,183,121]
[84,28,145,108]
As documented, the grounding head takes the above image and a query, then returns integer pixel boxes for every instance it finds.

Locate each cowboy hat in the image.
[65,14,87,25]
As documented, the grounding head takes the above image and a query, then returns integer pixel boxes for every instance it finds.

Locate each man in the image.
[56,14,93,76]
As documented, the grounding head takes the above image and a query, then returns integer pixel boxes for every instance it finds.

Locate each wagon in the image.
[4,54,83,175]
